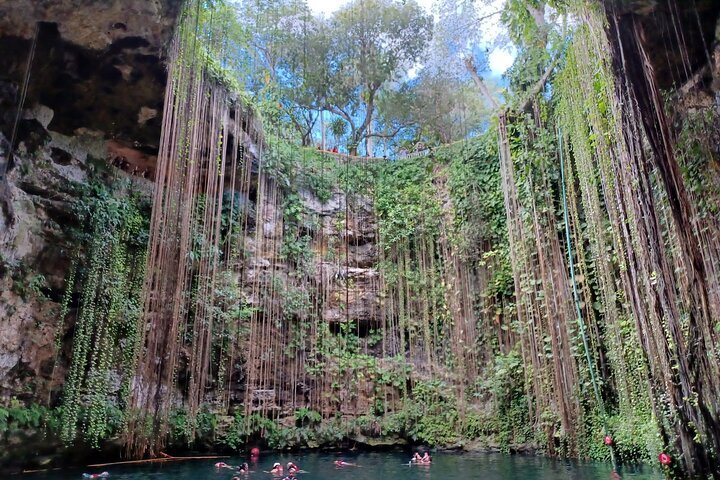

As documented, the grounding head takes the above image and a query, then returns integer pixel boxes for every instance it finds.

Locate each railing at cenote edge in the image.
[311,136,482,162]
[310,147,433,162]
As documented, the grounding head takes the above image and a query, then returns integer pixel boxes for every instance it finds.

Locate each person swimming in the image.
[82,473,109,479]
[421,452,432,464]
[412,452,422,463]
[270,462,284,474]
[333,459,356,467]
[236,462,250,474]
[215,462,234,469]
[287,462,300,474]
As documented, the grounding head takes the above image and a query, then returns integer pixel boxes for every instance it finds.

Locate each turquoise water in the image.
[26,452,662,480]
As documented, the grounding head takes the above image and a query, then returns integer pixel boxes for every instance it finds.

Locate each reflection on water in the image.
[25,451,662,480]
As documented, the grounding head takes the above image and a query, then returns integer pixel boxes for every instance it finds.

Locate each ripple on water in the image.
[23,451,663,480]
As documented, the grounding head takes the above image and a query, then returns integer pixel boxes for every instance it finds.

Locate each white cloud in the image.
[488,47,515,75]
[407,63,423,79]
[307,0,349,17]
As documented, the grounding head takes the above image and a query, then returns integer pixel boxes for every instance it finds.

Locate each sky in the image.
[305,0,515,75]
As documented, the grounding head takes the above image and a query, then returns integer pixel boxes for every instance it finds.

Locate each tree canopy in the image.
[232,0,505,155]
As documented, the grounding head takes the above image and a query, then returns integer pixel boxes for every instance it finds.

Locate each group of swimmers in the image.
[269,461,302,476]
[216,460,303,479]
[216,457,364,477]
[216,453,427,477]
[215,461,251,479]
[411,451,432,465]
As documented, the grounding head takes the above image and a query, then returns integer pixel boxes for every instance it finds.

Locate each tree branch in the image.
[356,83,380,140]
[466,53,560,117]
[324,104,354,131]
[478,10,503,22]
[513,54,560,113]
[366,125,407,139]
[464,56,501,110]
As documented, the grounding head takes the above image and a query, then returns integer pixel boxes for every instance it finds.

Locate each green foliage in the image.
[59,178,149,448]
[170,406,218,446]
[11,271,48,301]
[582,412,660,464]
[471,351,532,452]
[329,117,347,140]
[338,160,379,196]
[674,108,720,221]
[178,0,252,96]
[376,74,493,147]
[278,281,311,322]
[462,411,498,440]
[0,400,60,436]
[302,157,335,204]
[376,157,442,247]
[443,136,505,247]
[407,380,460,446]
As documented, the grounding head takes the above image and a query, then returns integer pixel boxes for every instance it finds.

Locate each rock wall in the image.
[0,0,182,147]
[0,0,184,406]
[0,115,153,402]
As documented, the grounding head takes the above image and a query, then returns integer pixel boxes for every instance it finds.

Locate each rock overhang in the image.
[0,0,184,153]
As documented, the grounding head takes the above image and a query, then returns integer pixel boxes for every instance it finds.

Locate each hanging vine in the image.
[58,179,149,448]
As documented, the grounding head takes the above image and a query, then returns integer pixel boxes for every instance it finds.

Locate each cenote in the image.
[25,453,661,480]
[2,0,720,479]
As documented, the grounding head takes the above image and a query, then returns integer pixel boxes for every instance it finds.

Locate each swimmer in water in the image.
[82,473,109,479]
[334,459,357,467]
[270,462,284,474]
[287,462,300,474]
[215,462,234,469]
[412,452,422,463]
[236,462,250,474]
[421,452,432,464]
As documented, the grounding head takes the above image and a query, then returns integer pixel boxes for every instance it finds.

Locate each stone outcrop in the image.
[0,0,182,156]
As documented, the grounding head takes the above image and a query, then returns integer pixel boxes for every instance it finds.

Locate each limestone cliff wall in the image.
[0,0,184,404]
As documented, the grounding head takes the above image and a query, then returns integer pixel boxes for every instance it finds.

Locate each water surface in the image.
[26,452,662,480]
